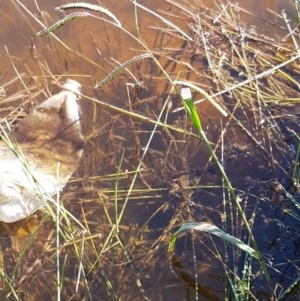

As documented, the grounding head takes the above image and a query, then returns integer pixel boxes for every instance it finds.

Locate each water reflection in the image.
[0,0,299,300]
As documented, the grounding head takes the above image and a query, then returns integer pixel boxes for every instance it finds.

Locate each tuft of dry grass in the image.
[0,0,299,300]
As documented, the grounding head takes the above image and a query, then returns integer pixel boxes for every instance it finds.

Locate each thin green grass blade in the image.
[175,80,228,117]
[168,222,258,259]
[292,132,300,188]
[180,87,202,131]
[114,150,125,232]
[0,269,20,300]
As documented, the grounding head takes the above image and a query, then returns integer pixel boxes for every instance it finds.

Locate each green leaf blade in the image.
[180,88,202,131]
[168,222,258,259]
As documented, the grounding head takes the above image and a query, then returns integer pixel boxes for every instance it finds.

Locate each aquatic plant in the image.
[1,0,299,300]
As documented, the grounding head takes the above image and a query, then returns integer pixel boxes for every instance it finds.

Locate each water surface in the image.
[0,0,299,300]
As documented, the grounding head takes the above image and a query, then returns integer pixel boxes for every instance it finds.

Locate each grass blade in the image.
[180,87,202,131]
[168,222,259,259]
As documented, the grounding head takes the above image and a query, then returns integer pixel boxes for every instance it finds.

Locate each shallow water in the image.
[0,0,299,300]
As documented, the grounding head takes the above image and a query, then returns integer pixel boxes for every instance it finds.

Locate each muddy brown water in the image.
[0,0,299,300]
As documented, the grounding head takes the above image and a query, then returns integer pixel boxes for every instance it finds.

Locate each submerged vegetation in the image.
[0,0,299,300]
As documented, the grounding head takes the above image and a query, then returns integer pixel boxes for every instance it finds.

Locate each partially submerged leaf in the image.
[180,87,202,131]
[168,222,258,259]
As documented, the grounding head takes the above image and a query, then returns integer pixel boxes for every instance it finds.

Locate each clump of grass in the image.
[1,0,299,301]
